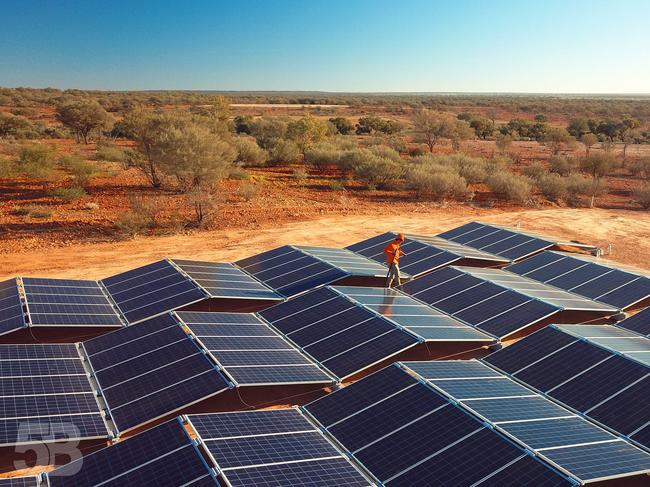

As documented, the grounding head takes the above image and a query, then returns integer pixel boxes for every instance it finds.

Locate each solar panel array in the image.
[0,479,39,487]
[618,306,650,337]
[506,251,650,309]
[484,325,650,450]
[437,221,557,261]
[406,360,650,483]
[295,246,390,277]
[101,260,208,324]
[83,313,230,433]
[48,418,217,487]
[334,286,495,342]
[188,410,371,486]
[259,287,419,379]
[178,311,334,386]
[304,364,574,486]
[399,266,578,339]
[236,246,352,297]
[0,343,109,447]
[0,279,25,335]
[171,259,282,300]
[22,277,123,328]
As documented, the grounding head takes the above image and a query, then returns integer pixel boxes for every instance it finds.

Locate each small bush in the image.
[549,155,575,176]
[229,167,250,180]
[292,168,308,182]
[486,173,532,204]
[95,142,125,162]
[631,158,650,181]
[304,144,342,173]
[522,162,547,181]
[83,202,99,211]
[14,205,52,218]
[115,197,157,237]
[10,206,30,216]
[59,155,96,188]
[13,144,58,185]
[634,184,650,209]
[368,145,402,162]
[409,146,427,157]
[238,182,258,201]
[536,174,567,202]
[235,137,268,166]
[406,165,471,200]
[565,174,606,207]
[47,186,86,202]
[352,155,403,190]
[329,179,346,191]
[267,139,301,166]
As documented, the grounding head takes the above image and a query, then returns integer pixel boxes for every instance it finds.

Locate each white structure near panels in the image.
[403,359,650,484]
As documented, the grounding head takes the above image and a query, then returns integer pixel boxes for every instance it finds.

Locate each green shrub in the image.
[115,197,157,237]
[486,173,532,204]
[522,162,547,180]
[95,142,125,162]
[368,145,402,162]
[351,153,404,190]
[631,158,650,181]
[549,155,575,176]
[59,154,96,187]
[304,144,342,173]
[565,174,606,207]
[27,206,53,218]
[536,174,567,202]
[238,182,258,201]
[235,137,268,166]
[47,186,86,202]
[229,167,250,180]
[634,184,650,209]
[267,139,301,165]
[406,164,471,200]
[13,144,58,184]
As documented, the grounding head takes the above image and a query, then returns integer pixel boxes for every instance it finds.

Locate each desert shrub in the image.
[59,155,96,188]
[27,206,52,219]
[486,173,532,204]
[83,202,99,211]
[304,143,342,173]
[406,164,470,200]
[235,137,268,166]
[0,113,43,139]
[631,158,650,181]
[351,154,404,190]
[13,144,58,185]
[95,142,125,162]
[238,182,258,201]
[292,167,308,182]
[329,179,345,191]
[634,184,650,209]
[486,156,512,174]
[580,153,616,179]
[565,174,606,207]
[450,154,488,183]
[10,206,30,216]
[47,186,86,202]
[267,139,301,165]
[228,166,250,180]
[115,197,157,237]
[536,174,567,202]
[368,145,402,162]
[549,155,575,176]
[522,162,547,181]
[409,146,427,157]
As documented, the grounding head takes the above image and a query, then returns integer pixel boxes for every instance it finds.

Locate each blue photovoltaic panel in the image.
[0,478,38,487]
[399,266,560,339]
[437,221,555,261]
[260,287,419,379]
[101,260,207,324]
[22,277,123,328]
[171,260,282,301]
[618,307,650,337]
[48,419,217,487]
[0,279,25,335]
[407,360,650,483]
[83,314,230,433]
[405,360,502,379]
[506,251,650,309]
[189,410,370,487]
[296,246,390,277]
[475,455,576,487]
[178,311,333,386]
[0,344,108,447]
[236,246,349,297]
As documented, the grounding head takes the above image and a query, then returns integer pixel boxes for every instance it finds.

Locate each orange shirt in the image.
[383,241,404,265]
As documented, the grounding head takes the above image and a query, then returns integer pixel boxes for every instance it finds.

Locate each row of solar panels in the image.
[1,221,607,337]
[10,358,650,487]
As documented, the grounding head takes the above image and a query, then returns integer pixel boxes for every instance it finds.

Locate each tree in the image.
[286,115,329,155]
[234,115,254,134]
[355,116,402,135]
[495,133,513,155]
[580,154,616,207]
[567,118,590,138]
[469,117,495,139]
[581,133,598,157]
[55,100,112,144]
[449,120,474,152]
[544,128,575,155]
[412,110,450,152]
[328,117,354,135]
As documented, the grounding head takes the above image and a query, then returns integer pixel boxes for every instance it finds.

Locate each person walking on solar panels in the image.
[384,233,406,287]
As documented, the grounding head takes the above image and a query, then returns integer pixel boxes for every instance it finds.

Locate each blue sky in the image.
[1,0,649,93]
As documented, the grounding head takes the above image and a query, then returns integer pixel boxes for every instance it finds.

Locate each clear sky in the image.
[1,0,649,93]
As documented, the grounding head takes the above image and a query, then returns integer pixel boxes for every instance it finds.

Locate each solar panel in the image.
[346,231,510,278]
[187,410,370,487]
[171,259,283,301]
[406,359,650,483]
[399,266,564,339]
[258,287,419,379]
[101,260,207,324]
[21,277,124,328]
[484,325,650,451]
[0,479,39,487]
[0,279,26,335]
[295,246,390,277]
[47,418,217,487]
[336,286,495,342]
[506,251,650,309]
[618,307,650,337]
[0,344,109,447]
[177,311,334,386]
[83,313,230,433]
[305,364,574,486]
[437,221,557,261]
